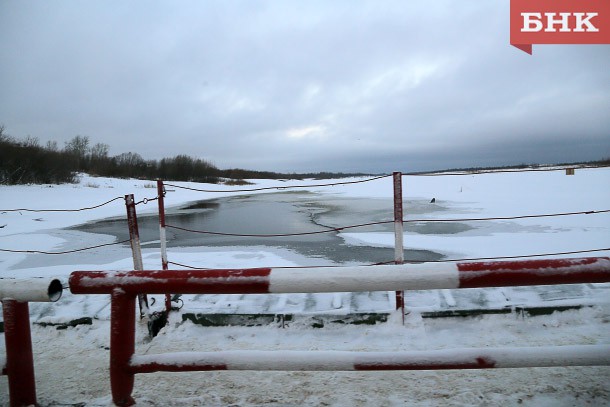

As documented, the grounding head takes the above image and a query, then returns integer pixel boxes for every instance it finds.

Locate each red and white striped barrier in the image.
[68,257,610,406]
[130,345,610,373]
[70,257,610,295]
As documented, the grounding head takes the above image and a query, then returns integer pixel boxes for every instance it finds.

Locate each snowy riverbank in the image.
[1,167,609,406]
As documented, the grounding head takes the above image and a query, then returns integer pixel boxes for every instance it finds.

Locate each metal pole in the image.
[125,194,149,318]
[0,278,63,302]
[2,300,37,407]
[130,345,610,373]
[157,180,172,314]
[110,289,136,406]
[70,257,610,295]
[393,172,405,315]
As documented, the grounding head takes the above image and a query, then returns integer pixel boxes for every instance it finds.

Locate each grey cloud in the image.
[0,1,608,173]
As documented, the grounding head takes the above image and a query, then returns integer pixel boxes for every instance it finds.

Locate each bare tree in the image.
[46,140,59,152]
[89,142,110,174]
[0,124,9,142]
[23,136,40,147]
[64,135,90,170]
[90,142,109,160]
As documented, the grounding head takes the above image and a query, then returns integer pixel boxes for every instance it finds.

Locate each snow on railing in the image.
[68,257,610,406]
[130,345,610,373]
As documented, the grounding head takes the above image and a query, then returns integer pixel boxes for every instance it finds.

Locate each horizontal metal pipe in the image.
[0,278,63,302]
[129,345,610,373]
[69,257,610,295]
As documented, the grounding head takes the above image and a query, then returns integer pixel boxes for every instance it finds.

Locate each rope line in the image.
[165,220,393,237]
[135,195,160,206]
[167,261,209,270]
[0,239,130,255]
[163,209,610,238]
[164,174,392,194]
[0,196,124,213]
[403,209,610,223]
[167,260,397,270]
[166,261,392,269]
[406,165,607,176]
[168,247,610,271]
[0,192,161,213]
[417,247,610,263]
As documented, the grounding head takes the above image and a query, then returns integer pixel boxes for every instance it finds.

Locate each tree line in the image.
[0,127,363,185]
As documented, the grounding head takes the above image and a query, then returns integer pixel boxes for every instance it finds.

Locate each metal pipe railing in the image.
[129,345,610,373]
[69,257,610,295]
[67,257,610,406]
[1,278,63,407]
[0,277,63,302]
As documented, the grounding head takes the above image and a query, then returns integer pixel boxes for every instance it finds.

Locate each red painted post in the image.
[125,194,149,318]
[393,172,405,314]
[157,180,172,314]
[110,289,136,407]
[2,299,38,407]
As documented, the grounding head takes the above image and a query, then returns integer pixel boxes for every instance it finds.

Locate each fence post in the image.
[110,289,136,406]
[393,172,405,317]
[157,180,172,314]
[2,299,37,407]
[124,194,149,319]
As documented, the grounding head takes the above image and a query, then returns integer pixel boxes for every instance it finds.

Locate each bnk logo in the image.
[510,0,610,54]
[521,12,599,32]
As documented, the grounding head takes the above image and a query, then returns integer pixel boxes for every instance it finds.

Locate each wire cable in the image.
[168,247,609,270]
[0,239,130,255]
[406,165,608,176]
[134,195,160,206]
[167,260,389,270]
[163,209,610,238]
[167,261,210,270]
[164,174,392,194]
[0,196,124,213]
[402,209,610,223]
[411,248,610,263]
[165,220,393,237]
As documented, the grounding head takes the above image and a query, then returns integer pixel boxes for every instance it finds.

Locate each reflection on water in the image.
[75,191,463,264]
[181,201,220,210]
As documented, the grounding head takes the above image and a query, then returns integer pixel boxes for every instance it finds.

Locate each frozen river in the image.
[74,191,456,265]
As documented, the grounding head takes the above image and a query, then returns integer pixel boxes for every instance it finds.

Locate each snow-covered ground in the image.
[1,167,609,406]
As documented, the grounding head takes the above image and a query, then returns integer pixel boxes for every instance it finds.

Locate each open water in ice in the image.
[73,191,461,265]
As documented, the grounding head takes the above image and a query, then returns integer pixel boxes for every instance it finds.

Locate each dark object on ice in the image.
[34,317,92,330]
[148,311,169,338]
[430,198,436,203]
[181,312,389,328]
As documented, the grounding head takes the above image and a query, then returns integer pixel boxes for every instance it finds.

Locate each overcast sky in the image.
[1,1,609,173]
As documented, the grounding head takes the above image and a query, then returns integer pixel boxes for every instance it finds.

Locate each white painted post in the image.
[125,194,149,318]
[393,172,405,318]
[157,180,172,314]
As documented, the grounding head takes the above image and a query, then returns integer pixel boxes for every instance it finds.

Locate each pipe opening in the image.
[48,279,63,302]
